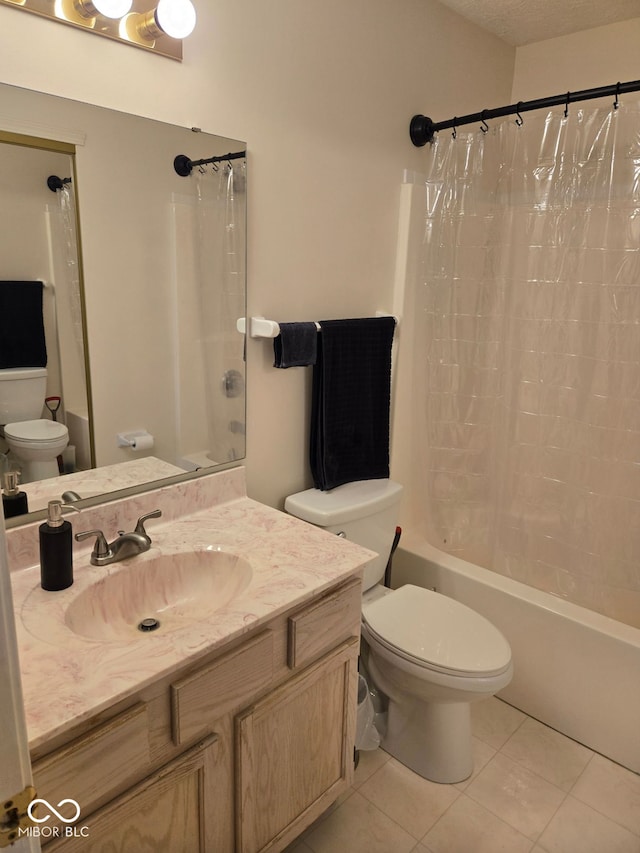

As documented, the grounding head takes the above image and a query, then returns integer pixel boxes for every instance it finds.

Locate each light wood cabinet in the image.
[236,639,358,853]
[33,576,361,852]
[44,735,220,853]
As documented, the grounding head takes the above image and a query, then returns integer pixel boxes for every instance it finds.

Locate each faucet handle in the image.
[134,509,162,541]
[75,529,111,559]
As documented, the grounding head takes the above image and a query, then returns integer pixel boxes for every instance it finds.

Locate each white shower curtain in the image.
[194,160,246,463]
[413,100,640,627]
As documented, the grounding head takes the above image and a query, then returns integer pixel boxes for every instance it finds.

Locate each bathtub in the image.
[392,532,640,774]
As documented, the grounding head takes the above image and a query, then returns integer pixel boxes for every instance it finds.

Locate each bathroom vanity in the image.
[7,467,372,852]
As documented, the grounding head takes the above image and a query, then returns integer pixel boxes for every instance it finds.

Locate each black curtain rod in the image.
[173,150,246,177]
[410,78,640,147]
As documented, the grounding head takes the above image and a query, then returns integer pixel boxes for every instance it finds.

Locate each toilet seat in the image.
[4,419,68,444]
[362,584,511,678]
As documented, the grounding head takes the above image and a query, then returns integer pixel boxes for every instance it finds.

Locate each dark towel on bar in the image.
[0,281,47,369]
[273,322,318,368]
[310,317,395,491]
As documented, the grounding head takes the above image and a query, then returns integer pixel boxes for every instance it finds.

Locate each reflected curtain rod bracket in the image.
[173,150,246,177]
[47,175,72,192]
[410,77,640,146]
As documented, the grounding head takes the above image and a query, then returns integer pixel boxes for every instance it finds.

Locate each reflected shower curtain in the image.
[413,102,640,627]
[57,183,85,361]
[195,161,246,463]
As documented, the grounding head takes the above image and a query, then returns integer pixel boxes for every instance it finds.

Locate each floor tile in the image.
[501,716,593,791]
[423,793,533,853]
[571,753,640,836]
[465,752,566,840]
[471,696,527,749]
[303,790,416,853]
[283,841,314,853]
[537,795,640,853]
[454,736,496,791]
[358,756,460,839]
[353,747,391,788]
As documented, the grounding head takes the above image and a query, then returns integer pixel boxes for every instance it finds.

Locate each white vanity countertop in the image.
[7,467,373,750]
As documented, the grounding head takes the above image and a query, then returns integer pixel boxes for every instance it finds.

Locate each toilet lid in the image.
[362,584,511,677]
[4,419,68,442]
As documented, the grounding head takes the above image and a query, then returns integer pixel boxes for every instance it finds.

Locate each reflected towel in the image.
[273,322,318,368]
[0,280,47,369]
[310,317,395,491]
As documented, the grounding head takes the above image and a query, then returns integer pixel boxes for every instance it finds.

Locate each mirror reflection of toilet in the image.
[0,367,69,483]
[286,478,513,784]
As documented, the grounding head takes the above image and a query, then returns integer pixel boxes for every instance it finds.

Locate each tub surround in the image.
[7,465,373,750]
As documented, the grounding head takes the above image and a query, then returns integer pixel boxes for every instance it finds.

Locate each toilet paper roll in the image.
[130,433,154,451]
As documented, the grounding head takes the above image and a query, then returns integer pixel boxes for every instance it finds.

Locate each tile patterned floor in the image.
[285,697,640,853]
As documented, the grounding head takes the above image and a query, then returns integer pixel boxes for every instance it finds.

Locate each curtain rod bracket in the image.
[410,115,436,147]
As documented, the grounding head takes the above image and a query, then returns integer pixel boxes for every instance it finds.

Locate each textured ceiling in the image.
[436,0,640,46]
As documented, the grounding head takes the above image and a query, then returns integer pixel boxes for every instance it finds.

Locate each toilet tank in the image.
[285,479,403,592]
[0,367,47,424]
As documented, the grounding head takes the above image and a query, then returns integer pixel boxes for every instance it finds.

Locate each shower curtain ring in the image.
[480,110,489,133]
[515,103,524,126]
[614,82,621,109]
[564,92,570,118]
[452,118,457,139]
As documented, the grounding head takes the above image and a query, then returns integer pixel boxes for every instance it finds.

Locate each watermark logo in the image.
[19,797,90,839]
[28,798,81,824]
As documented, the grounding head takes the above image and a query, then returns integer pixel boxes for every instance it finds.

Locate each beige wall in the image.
[513,18,640,99]
[0,0,514,508]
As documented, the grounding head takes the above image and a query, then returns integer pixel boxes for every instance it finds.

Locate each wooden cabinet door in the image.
[44,735,225,852]
[236,638,358,853]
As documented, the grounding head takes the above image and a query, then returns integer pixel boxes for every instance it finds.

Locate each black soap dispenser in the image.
[40,500,73,591]
[2,471,29,519]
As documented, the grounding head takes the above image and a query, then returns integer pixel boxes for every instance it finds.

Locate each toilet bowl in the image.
[361,584,512,782]
[285,479,513,784]
[4,419,68,483]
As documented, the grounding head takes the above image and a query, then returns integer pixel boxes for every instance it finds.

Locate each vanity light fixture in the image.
[0,0,195,60]
[54,0,132,27]
[58,0,132,20]
[120,0,196,45]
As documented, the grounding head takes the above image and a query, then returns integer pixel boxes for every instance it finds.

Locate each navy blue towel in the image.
[310,317,395,491]
[0,281,47,369]
[273,322,318,368]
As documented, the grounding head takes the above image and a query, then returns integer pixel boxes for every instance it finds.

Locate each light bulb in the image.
[156,0,196,39]
[92,0,133,17]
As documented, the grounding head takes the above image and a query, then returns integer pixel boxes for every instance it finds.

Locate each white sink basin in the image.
[64,548,252,643]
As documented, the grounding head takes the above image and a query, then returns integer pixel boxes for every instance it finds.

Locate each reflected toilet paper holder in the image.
[116,430,155,451]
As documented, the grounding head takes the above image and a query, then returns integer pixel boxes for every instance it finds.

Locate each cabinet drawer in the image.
[33,703,150,820]
[287,576,361,669]
[171,630,274,746]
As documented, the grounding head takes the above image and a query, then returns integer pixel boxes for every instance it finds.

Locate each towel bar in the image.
[236,314,398,339]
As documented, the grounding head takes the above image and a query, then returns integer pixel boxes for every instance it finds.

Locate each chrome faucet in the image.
[75,509,162,566]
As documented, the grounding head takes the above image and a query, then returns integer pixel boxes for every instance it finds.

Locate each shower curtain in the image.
[413,100,640,628]
[194,160,246,464]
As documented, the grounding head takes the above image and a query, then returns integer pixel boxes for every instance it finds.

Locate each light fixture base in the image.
[0,0,188,61]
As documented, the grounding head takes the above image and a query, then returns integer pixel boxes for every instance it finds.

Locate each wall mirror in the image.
[0,82,247,526]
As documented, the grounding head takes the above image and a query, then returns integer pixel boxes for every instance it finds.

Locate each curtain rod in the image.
[410,78,640,147]
[173,150,246,177]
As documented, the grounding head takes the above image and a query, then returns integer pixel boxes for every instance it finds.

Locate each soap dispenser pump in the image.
[40,500,73,591]
[2,470,29,519]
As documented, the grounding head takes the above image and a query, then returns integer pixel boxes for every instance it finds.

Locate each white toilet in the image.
[285,479,513,784]
[0,367,69,483]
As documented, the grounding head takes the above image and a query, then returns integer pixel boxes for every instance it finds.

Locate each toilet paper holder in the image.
[116,430,154,451]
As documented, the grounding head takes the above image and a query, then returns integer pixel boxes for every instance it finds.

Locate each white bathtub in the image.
[392,532,640,774]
